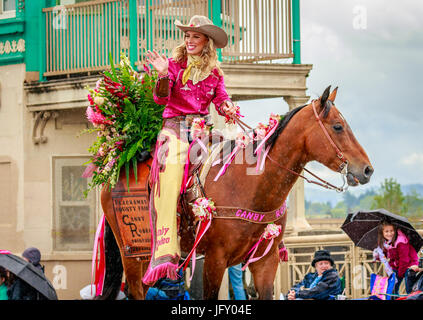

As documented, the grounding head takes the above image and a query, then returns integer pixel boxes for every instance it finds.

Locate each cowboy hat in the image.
[174,15,228,49]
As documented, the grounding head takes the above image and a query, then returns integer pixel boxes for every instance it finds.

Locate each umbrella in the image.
[341,208,423,252]
[0,251,58,300]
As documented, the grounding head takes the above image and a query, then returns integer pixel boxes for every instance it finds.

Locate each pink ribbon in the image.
[214,145,240,181]
[150,140,163,196]
[91,214,106,297]
[242,238,275,271]
[0,250,11,254]
[178,217,212,280]
[254,123,278,172]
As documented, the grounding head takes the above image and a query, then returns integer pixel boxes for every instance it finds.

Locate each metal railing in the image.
[219,0,293,63]
[271,232,423,299]
[43,0,130,77]
[42,0,294,77]
[136,0,209,68]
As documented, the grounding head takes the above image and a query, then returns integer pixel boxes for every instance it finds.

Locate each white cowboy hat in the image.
[174,15,228,49]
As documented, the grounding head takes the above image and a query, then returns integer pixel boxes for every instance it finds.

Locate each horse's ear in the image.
[329,86,338,102]
[320,85,331,108]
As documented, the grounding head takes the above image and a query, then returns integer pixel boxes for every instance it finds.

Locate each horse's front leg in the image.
[202,248,228,300]
[122,258,149,300]
[248,248,279,300]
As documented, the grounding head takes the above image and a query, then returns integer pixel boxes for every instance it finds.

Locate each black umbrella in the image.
[341,208,423,252]
[0,252,58,300]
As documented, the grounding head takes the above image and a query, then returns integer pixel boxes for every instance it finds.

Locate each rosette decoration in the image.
[242,223,282,271]
[179,197,217,279]
[81,53,165,196]
[190,118,210,141]
[223,104,243,125]
[213,113,284,181]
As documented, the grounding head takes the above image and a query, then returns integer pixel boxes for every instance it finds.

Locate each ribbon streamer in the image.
[178,217,212,279]
[91,214,106,296]
[213,145,241,181]
[242,238,275,271]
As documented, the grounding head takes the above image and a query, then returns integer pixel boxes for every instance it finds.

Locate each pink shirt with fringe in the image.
[153,58,229,118]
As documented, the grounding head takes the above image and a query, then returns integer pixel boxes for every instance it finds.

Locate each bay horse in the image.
[97,86,373,300]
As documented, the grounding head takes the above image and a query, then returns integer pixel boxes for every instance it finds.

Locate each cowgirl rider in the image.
[142,15,239,285]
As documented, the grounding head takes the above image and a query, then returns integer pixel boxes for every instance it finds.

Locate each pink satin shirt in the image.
[153,58,230,118]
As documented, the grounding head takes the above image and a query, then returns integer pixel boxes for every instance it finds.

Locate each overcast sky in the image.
[238,0,423,195]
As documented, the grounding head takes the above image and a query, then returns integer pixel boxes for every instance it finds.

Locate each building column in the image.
[283,96,312,234]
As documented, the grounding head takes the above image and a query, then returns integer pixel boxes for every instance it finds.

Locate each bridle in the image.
[234,99,350,193]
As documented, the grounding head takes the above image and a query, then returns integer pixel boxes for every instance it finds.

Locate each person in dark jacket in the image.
[7,247,47,300]
[287,249,342,300]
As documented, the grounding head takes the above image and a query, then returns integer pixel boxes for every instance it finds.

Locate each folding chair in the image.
[368,273,397,300]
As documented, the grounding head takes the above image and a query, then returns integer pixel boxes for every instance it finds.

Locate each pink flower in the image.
[143,64,151,75]
[87,94,95,106]
[263,223,281,240]
[255,123,268,140]
[95,79,102,90]
[235,132,250,148]
[82,162,98,178]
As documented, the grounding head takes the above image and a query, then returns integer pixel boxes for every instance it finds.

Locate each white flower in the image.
[94,96,105,106]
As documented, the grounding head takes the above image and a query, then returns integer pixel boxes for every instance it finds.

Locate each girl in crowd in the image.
[377,221,419,294]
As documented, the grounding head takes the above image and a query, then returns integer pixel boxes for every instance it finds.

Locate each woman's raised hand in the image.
[146,50,168,76]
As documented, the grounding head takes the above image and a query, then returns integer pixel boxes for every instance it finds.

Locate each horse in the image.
[97,86,374,300]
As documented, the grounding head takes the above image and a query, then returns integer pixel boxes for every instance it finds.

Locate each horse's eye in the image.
[333,124,343,132]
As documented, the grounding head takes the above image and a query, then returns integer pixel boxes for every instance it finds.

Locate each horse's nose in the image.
[363,165,374,179]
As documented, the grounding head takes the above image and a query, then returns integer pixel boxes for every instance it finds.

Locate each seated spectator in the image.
[287,249,342,300]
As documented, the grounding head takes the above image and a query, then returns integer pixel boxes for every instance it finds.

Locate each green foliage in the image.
[371,178,407,214]
[82,53,164,196]
[306,178,423,221]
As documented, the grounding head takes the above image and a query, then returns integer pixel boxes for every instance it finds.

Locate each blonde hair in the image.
[172,36,224,76]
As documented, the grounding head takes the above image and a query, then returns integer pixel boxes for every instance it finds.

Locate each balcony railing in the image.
[42,0,294,78]
[43,0,130,77]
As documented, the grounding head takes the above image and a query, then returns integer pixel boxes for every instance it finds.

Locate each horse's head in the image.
[305,86,373,186]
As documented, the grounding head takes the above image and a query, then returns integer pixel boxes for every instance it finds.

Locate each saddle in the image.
[177,135,287,228]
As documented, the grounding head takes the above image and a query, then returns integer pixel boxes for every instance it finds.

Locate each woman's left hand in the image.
[222,101,238,117]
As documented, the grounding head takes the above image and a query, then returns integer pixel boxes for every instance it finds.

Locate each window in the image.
[53,157,97,251]
[0,0,16,19]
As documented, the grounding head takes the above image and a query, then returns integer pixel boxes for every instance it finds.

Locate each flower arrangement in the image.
[254,113,282,140]
[81,53,165,196]
[223,104,243,125]
[190,117,210,140]
[235,132,251,148]
[190,197,217,221]
[262,223,282,240]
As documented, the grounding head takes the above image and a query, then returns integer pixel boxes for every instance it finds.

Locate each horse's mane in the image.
[266,98,333,149]
[265,104,307,148]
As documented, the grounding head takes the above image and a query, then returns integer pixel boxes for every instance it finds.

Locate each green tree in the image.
[404,190,423,219]
[330,201,347,218]
[371,178,407,215]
